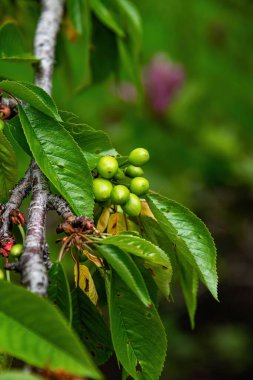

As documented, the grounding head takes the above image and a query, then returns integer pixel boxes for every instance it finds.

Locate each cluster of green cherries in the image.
[93,148,150,216]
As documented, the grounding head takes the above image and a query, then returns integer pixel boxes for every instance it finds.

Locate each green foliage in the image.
[97,244,152,306]
[0,1,221,378]
[18,104,94,217]
[72,287,113,365]
[48,262,73,324]
[90,0,125,37]
[108,272,167,380]
[99,234,173,298]
[0,81,60,120]
[5,116,31,156]
[147,192,218,300]
[0,282,101,379]
[62,119,117,156]
[67,0,83,35]
[176,255,198,329]
[0,372,41,380]
[0,22,39,64]
[0,130,18,203]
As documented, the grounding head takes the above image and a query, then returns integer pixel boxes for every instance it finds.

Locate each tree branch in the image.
[19,0,64,295]
[34,0,64,93]
[20,163,49,295]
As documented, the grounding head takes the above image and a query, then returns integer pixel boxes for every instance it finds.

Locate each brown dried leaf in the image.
[74,264,98,305]
[97,207,110,232]
[82,249,103,267]
[141,200,156,219]
[107,212,127,235]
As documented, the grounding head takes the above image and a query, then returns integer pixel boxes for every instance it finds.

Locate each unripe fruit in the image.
[97,156,118,179]
[125,165,144,178]
[0,269,4,280]
[110,185,130,205]
[114,168,125,180]
[0,119,4,131]
[10,243,23,257]
[128,148,150,166]
[130,177,150,196]
[93,178,113,202]
[122,193,142,216]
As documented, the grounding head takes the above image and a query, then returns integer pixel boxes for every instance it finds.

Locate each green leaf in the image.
[67,0,83,34]
[48,262,72,324]
[90,18,119,84]
[100,234,172,298]
[117,0,142,56]
[140,215,176,265]
[146,192,218,300]
[97,244,152,307]
[177,255,198,329]
[143,262,171,299]
[0,80,61,121]
[0,22,25,57]
[90,0,125,37]
[117,38,142,92]
[5,116,31,156]
[140,215,177,297]
[19,105,93,218]
[0,22,39,65]
[0,56,40,64]
[108,272,167,380]
[62,121,117,155]
[100,234,171,267]
[72,287,113,365]
[0,130,18,203]
[19,105,94,217]
[0,281,101,379]
[0,371,41,380]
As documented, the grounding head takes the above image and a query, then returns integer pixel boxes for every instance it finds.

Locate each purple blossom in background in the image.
[111,81,138,104]
[143,54,185,115]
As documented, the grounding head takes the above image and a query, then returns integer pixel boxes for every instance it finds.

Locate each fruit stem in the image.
[18,224,26,242]
[58,235,72,262]
[123,213,129,231]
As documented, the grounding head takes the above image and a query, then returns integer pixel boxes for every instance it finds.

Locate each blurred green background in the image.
[1,0,253,379]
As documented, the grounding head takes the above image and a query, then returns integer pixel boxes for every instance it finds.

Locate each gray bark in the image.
[20,0,64,296]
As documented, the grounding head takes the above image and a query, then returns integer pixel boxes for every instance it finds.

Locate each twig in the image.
[0,162,34,240]
[47,194,74,220]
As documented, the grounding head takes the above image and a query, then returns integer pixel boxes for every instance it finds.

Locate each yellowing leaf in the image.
[97,207,110,232]
[107,212,127,235]
[127,219,141,234]
[141,200,156,219]
[74,264,98,305]
[82,249,103,267]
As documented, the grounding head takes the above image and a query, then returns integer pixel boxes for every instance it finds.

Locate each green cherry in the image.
[97,156,119,179]
[130,177,150,196]
[122,193,142,217]
[128,148,150,166]
[110,185,130,205]
[93,178,113,202]
[125,165,144,178]
[0,119,4,131]
[10,243,23,257]
[0,269,4,280]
